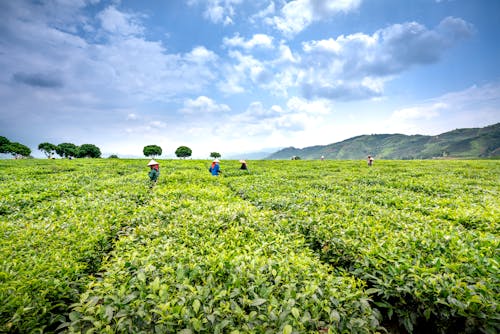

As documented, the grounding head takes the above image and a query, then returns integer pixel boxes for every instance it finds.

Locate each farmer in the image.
[367,155,374,166]
[147,159,160,187]
[209,158,221,176]
[239,160,248,170]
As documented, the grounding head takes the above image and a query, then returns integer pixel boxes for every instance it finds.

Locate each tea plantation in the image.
[0,159,498,333]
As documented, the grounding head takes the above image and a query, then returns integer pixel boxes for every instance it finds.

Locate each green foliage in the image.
[0,159,498,333]
[108,154,119,159]
[175,145,192,158]
[56,143,78,158]
[4,142,31,157]
[0,136,31,157]
[210,152,221,158]
[225,160,500,333]
[38,142,57,158]
[0,159,151,332]
[143,145,162,158]
[76,144,101,158]
[0,136,10,153]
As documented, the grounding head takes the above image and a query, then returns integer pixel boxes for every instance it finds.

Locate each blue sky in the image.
[1,0,499,158]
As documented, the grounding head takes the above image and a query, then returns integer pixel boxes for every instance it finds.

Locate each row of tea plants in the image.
[0,159,151,332]
[65,166,381,333]
[224,160,499,333]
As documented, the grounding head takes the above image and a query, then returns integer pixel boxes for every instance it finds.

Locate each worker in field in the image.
[209,158,221,176]
[367,155,374,166]
[147,159,160,187]
[239,160,248,170]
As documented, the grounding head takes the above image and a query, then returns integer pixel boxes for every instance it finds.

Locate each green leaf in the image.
[250,298,267,307]
[68,311,80,322]
[192,318,202,331]
[283,324,293,334]
[330,310,340,322]
[193,299,201,314]
[105,305,114,321]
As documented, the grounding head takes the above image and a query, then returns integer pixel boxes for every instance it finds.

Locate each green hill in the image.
[266,123,500,160]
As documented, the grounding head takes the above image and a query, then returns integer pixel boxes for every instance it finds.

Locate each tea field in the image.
[0,159,498,333]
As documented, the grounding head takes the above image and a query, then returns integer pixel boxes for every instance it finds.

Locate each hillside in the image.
[266,123,500,160]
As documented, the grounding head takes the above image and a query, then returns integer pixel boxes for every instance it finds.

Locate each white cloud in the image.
[218,50,270,93]
[270,0,362,37]
[215,16,472,101]
[387,83,500,134]
[97,6,144,37]
[219,97,329,141]
[181,96,231,114]
[286,96,332,114]
[295,17,474,100]
[392,103,446,120]
[127,113,138,120]
[188,0,243,25]
[149,120,167,129]
[223,34,274,50]
[185,46,218,63]
[277,43,300,64]
[250,1,275,23]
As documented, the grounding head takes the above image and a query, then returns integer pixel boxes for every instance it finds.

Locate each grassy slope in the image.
[267,123,500,160]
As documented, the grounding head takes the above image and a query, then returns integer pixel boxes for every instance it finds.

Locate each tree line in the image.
[0,137,101,159]
[143,145,222,159]
[0,136,31,158]
[1,137,223,159]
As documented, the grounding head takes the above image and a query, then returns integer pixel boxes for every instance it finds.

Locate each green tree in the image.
[108,154,119,159]
[143,145,162,158]
[56,143,78,158]
[0,136,10,153]
[38,142,57,158]
[77,144,102,158]
[175,146,192,159]
[210,152,221,159]
[6,142,31,158]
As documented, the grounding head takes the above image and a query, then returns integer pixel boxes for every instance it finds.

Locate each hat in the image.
[147,159,159,166]
[213,158,220,163]
[239,160,246,163]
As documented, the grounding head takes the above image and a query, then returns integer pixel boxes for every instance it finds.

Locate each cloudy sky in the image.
[1,0,499,158]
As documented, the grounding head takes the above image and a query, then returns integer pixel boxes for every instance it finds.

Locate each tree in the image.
[108,154,119,159]
[6,142,31,158]
[143,145,162,158]
[175,146,192,159]
[56,143,78,158]
[210,152,221,159]
[0,136,10,153]
[77,144,101,158]
[38,142,57,158]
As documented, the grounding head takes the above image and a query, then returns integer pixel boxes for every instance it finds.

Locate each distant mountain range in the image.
[265,123,500,160]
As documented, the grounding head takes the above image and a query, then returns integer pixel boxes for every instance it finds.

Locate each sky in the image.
[0,0,499,158]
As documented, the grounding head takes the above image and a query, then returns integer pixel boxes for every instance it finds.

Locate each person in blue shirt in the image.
[209,158,221,176]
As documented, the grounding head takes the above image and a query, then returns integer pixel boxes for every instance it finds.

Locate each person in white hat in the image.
[209,158,221,176]
[367,155,374,166]
[147,159,160,187]
[239,159,248,170]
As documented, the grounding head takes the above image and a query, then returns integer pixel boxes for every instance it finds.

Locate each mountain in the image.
[266,123,500,160]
